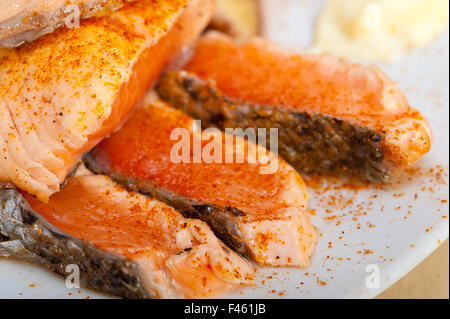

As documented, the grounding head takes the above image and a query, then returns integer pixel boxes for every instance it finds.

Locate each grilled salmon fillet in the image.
[0,0,215,202]
[13,167,255,298]
[157,31,433,182]
[0,0,140,48]
[84,94,316,268]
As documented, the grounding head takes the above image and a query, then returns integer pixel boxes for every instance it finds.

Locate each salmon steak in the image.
[0,167,255,298]
[0,0,215,202]
[157,31,433,182]
[0,0,140,48]
[84,94,316,268]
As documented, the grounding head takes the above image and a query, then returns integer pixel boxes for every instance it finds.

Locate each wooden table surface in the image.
[378,240,449,299]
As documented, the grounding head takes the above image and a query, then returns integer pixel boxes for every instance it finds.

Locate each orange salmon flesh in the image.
[0,0,215,202]
[23,168,255,298]
[184,32,433,168]
[87,95,316,267]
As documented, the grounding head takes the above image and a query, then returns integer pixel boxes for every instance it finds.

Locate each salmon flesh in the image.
[0,0,215,202]
[0,168,255,298]
[157,32,433,182]
[84,94,316,268]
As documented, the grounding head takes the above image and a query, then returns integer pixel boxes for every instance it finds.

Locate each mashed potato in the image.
[315,0,449,62]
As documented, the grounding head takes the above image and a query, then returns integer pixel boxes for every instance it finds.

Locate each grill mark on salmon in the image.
[1,168,255,298]
[84,94,316,267]
[0,0,215,202]
[0,0,140,48]
[166,31,432,181]
[157,71,389,182]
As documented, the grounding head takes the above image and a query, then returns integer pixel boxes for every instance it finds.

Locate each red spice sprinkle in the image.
[317,279,327,286]
[362,249,373,255]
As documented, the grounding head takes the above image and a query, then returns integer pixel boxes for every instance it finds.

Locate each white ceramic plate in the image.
[0,0,448,299]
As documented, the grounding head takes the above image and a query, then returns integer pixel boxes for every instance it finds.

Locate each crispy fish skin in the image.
[0,0,139,48]
[0,185,147,299]
[157,71,389,182]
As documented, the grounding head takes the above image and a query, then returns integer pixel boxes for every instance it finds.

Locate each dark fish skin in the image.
[83,154,253,259]
[0,0,136,48]
[0,185,148,299]
[157,71,390,182]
